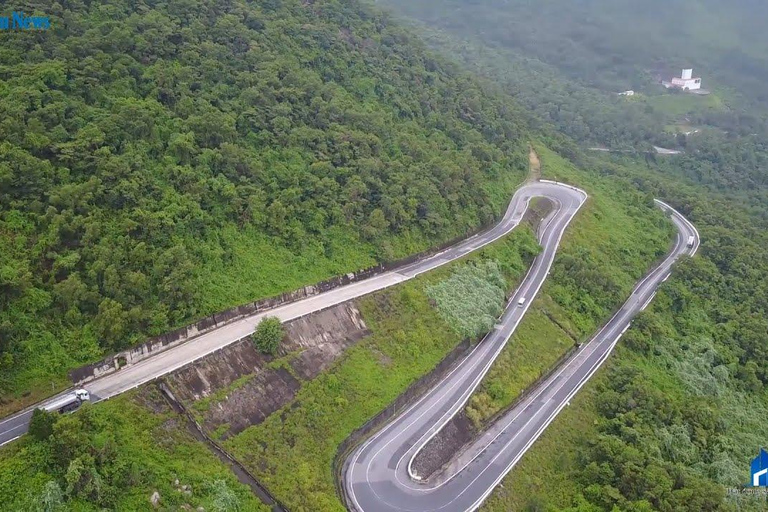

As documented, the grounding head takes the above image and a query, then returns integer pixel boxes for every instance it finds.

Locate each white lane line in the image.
[402,197,582,486]
[2,188,534,449]
[463,208,692,511]
[403,198,575,484]
[369,204,572,498]
[0,435,21,448]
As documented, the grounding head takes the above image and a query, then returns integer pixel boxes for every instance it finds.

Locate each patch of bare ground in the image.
[156,383,286,511]
[410,410,475,478]
[523,197,555,230]
[528,146,541,181]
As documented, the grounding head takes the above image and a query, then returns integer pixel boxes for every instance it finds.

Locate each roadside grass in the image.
[479,365,600,511]
[194,162,525,315]
[192,225,378,314]
[536,147,675,334]
[227,286,463,512]
[465,303,575,427]
[0,388,268,511]
[224,228,540,512]
[1,162,526,416]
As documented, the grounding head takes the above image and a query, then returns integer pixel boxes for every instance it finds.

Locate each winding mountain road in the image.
[0,180,699,512]
[0,181,582,447]
[342,191,699,512]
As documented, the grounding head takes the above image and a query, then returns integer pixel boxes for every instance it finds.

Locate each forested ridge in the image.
[3,0,768,511]
[0,0,532,404]
[380,0,768,198]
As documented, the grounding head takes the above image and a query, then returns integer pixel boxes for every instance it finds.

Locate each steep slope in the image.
[359,1,768,509]
[0,0,531,407]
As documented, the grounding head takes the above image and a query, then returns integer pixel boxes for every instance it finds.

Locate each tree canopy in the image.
[0,0,531,403]
[252,316,283,355]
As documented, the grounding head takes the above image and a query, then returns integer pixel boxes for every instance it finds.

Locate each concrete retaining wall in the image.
[69,265,384,385]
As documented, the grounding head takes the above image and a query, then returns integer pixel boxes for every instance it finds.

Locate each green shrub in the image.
[426,260,507,340]
[28,408,58,441]
[252,317,284,355]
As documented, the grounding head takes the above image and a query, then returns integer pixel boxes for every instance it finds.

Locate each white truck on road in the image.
[687,235,695,248]
[43,389,90,414]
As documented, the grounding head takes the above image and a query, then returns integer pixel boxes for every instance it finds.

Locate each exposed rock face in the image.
[165,302,369,438]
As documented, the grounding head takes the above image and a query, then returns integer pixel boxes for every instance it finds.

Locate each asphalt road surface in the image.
[342,196,699,512]
[0,181,583,447]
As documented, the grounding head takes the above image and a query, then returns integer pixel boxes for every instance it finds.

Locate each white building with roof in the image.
[670,69,701,90]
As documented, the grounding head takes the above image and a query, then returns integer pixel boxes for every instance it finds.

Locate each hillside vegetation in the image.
[349,2,768,507]
[379,0,768,197]
[0,0,531,407]
[382,0,768,100]
[3,0,768,511]
[465,147,673,425]
[0,387,269,511]
[222,149,672,511]
[476,153,768,511]
[224,226,539,511]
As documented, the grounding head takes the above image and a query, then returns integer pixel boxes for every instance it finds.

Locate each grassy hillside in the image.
[0,0,531,409]
[366,1,768,505]
[465,147,673,425]
[224,226,540,511]
[0,387,269,511]
[221,147,672,511]
[3,1,768,511]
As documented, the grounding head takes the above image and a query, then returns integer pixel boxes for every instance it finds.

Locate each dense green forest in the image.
[0,0,533,407]
[221,144,674,511]
[2,0,768,510]
[379,0,768,199]
[478,151,768,512]
[0,387,269,511]
[381,0,768,103]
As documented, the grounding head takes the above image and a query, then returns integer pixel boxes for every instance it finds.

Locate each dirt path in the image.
[528,145,541,181]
